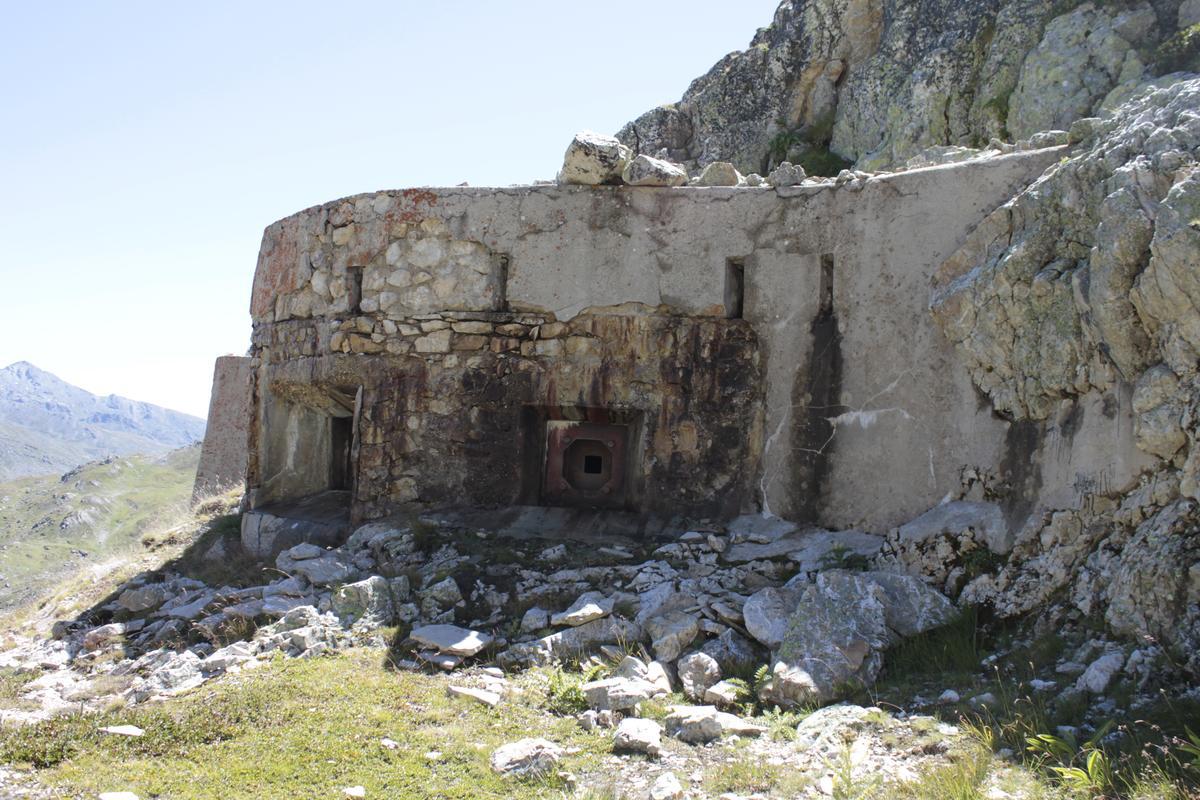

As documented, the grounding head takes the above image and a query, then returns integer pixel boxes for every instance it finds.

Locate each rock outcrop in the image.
[618,0,1195,174]
[933,77,1200,677]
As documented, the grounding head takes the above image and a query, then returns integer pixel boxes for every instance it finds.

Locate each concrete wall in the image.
[240,146,1152,533]
[193,356,254,501]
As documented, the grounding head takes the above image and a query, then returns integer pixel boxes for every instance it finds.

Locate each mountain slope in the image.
[0,362,206,480]
[0,446,202,612]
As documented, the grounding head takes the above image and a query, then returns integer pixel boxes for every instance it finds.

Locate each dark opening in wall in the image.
[330,415,353,490]
[348,266,365,314]
[523,407,643,510]
[725,257,746,319]
[494,253,511,311]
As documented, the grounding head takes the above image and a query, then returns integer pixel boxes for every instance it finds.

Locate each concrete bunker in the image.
[192,144,1160,558]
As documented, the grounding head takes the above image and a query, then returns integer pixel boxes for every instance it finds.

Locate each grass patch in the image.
[5,650,606,799]
[885,608,984,682]
[705,756,811,795]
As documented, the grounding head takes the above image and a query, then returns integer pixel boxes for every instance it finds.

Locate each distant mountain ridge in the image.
[0,361,206,480]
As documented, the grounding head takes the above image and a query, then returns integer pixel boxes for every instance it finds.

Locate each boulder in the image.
[763,572,891,707]
[520,606,549,634]
[865,571,958,638]
[276,545,357,587]
[621,154,688,187]
[501,616,643,668]
[551,591,614,627]
[676,652,721,701]
[696,161,743,186]
[700,629,762,675]
[650,772,684,800]
[410,624,493,657]
[613,717,663,756]
[558,131,631,185]
[727,514,797,543]
[742,586,801,649]
[724,528,883,568]
[767,161,807,187]
[1076,652,1125,694]
[117,584,169,613]
[644,610,699,662]
[419,577,462,610]
[895,500,1011,553]
[663,705,766,744]
[581,677,656,711]
[330,576,394,625]
[703,679,743,707]
[490,738,563,777]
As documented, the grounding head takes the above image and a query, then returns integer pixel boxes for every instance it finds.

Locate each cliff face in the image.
[929,77,1200,675]
[618,0,1199,175]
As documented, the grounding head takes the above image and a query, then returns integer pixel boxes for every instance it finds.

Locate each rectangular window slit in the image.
[724,257,745,319]
[348,266,365,314]
[494,253,511,311]
[583,454,603,474]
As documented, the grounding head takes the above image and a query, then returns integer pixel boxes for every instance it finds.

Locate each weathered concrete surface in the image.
[193,356,253,501]
[243,146,1095,532]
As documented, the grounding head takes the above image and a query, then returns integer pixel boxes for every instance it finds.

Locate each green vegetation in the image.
[1155,23,1200,75]
[1,651,607,800]
[0,446,201,612]
[764,113,854,177]
[705,755,811,795]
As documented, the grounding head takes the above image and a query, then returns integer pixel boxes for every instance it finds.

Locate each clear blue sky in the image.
[0,1,778,417]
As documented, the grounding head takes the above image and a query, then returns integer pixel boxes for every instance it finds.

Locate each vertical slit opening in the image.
[725,257,746,319]
[494,253,511,311]
[348,266,364,314]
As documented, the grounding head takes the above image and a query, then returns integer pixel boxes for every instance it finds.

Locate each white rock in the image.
[663,705,765,744]
[650,771,684,800]
[551,591,614,627]
[581,677,656,711]
[410,624,493,657]
[100,725,144,737]
[622,154,688,187]
[343,787,366,798]
[677,652,721,701]
[558,131,631,186]
[447,685,501,707]
[703,679,742,707]
[937,689,960,704]
[612,717,663,756]
[696,161,743,186]
[99,793,140,800]
[490,738,564,777]
[1077,652,1125,694]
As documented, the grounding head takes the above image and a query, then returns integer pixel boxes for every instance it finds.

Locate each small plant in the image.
[828,745,882,800]
[1179,727,1200,772]
[1026,721,1116,795]
[542,663,604,716]
[759,705,808,742]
